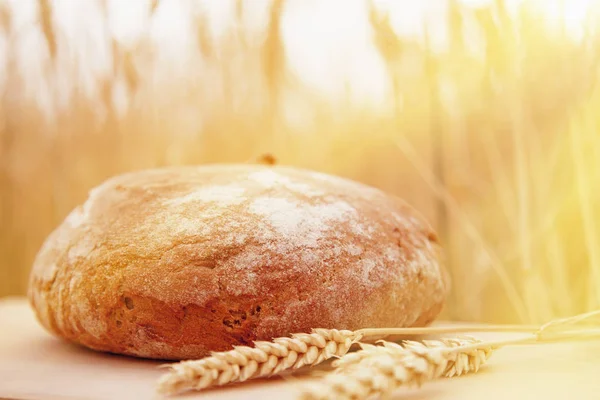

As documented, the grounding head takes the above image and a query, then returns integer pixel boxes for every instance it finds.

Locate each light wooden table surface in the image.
[2,297,600,400]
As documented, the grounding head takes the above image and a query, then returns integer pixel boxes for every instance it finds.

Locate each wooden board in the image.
[1,297,600,400]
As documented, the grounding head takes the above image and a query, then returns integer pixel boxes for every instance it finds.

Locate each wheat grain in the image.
[334,336,493,377]
[400,336,494,377]
[300,337,494,400]
[156,328,358,395]
[300,343,448,400]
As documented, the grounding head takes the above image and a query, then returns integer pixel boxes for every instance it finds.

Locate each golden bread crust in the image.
[28,165,448,360]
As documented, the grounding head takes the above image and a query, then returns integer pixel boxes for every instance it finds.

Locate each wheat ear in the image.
[299,337,494,400]
[156,328,359,395]
[391,336,494,377]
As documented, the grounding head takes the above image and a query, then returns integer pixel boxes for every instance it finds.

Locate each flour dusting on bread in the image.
[249,197,359,246]
[167,184,247,206]
[248,169,324,196]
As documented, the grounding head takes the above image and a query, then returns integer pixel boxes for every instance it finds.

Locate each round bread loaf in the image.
[28,164,448,360]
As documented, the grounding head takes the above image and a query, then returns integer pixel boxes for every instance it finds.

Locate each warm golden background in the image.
[1,0,599,324]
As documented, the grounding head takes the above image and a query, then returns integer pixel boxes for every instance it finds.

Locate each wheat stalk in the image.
[300,344,449,400]
[334,336,494,377]
[156,328,359,395]
[395,337,494,377]
[156,325,529,395]
[156,311,600,396]
[155,325,514,396]
[299,337,495,400]
[155,325,516,395]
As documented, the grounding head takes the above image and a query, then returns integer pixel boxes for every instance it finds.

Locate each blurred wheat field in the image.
[1,0,600,324]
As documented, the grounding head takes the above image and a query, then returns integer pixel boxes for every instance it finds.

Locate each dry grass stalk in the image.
[38,0,57,60]
[156,328,358,395]
[300,337,494,400]
[0,3,11,34]
[149,0,159,16]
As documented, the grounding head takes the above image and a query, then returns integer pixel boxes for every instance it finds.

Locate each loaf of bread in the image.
[28,164,449,360]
